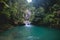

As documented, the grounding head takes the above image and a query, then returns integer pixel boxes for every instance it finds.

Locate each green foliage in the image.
[32,0,60,26]
[43,14,55,23]
[0,0,36,25]
[0,0,60,27]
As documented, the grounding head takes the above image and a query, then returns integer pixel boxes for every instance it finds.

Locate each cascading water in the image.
[23,9,31,26]
[24,21,31,26]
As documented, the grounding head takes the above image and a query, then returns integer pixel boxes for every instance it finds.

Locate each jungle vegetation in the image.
[0,0,60,31]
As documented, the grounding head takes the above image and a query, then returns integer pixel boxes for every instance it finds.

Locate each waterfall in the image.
[23,9,31,26]
[24,21,31,26]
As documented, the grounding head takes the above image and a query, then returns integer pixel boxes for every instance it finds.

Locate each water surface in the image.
[0,25,60,40]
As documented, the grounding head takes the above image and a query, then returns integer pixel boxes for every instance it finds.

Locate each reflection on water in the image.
[0,25,60,40]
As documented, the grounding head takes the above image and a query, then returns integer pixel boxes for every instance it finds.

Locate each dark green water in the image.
[0,25,60,40]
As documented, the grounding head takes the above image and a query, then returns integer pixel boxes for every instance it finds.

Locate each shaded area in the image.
[0,0,60,31]
[0,25,60,40]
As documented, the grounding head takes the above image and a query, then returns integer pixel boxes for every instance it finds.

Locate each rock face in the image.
[24,9,31,20]
[23,9,31,25]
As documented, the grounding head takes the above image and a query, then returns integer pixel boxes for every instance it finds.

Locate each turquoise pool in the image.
[0,25,60,40]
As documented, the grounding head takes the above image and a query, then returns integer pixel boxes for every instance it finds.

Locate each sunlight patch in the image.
[27,0,32,3]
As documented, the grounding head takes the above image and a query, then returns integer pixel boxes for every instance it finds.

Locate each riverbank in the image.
[0,24,13,32]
